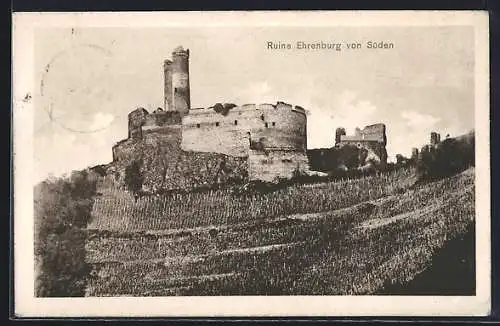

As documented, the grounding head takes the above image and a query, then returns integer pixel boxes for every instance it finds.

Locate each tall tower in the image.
[171,46,190,116]
[411,147,419,160]
[335,127,346,145]
[163,60,173,111]
[430,131,440,145]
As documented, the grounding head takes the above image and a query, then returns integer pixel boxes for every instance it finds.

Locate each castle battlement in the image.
[186,102,306,116]
[181,100,307,157]
[340,123,386,144]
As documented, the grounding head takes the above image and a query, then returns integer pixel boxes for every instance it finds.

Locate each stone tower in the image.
[171,46,191,116]
[335,127,346,146]
[411,147,419,160]
[163,60,173,111]
[430,131,440,145]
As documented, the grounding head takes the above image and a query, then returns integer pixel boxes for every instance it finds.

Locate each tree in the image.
[34,170,97,297]
[124,159,144,195]
[338,144,361,170]
[416,131,475,181]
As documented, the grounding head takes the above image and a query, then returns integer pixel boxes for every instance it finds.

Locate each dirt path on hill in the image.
[357,183,474,230]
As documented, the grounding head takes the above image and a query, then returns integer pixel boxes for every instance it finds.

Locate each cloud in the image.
[234,81,273,103]
[382,110,442,162]
[306,90,378,149]
[34,131,78,183]
[331,91,377,131]
[401,110,440,130]
[34,114,120,184]
[89,112,115,131]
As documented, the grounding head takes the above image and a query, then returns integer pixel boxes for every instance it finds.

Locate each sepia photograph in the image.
[13,11,490,317]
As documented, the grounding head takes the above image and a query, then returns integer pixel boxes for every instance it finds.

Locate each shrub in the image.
[124,160,144,195]
[89,164,108,177]
[34,170,97,297]
[416,131,474,181]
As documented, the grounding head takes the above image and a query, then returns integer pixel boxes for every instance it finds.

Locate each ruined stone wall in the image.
[127,108,182,139]
[339,140,387,166]
[353,123,387,144]
[338,123,388,166]
[430,132,441,146]
[248,150,309,182]
[307,144,382,172]
[111,128,247,192]
[164,60,173,111]
[128,108,149,139]
[142,110,182,131]
[181,102,307,157]
[181,107,254,157]
[112,126,182,164]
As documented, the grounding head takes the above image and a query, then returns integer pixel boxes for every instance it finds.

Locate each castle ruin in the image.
[337,124,388,167]
[430,131,441,146]
[110,45,390,192]
[111,46,310,190]
[163,46,191,115]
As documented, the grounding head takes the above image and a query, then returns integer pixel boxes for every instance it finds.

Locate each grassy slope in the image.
[85,167,475,296]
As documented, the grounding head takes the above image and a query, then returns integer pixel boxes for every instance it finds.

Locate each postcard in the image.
[12,10,490,317]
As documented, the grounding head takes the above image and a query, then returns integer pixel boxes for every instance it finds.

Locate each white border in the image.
[12,11,491,317]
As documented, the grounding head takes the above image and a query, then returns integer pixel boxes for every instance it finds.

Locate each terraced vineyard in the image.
[85,167,475,296]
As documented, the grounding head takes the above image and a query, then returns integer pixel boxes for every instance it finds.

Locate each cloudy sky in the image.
[34,26,474,182]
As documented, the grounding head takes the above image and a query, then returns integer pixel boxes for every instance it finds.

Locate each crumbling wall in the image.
[128,108,149,139]
[181,106,252,157]
[430,131,441,146]
[248,150,309,182]
[164,60,173,111]
[335,127,346,145]
[307,144,377,173]
[181,102,307,157]
[339,140,387,166]
[338,123,388,167]
[251,103,307,151]
[141,149,248,192]
[142,109,182,132]
[127,107,182,140]
[411,148,419,161]
[358,124,387,143]
[113,126,182,162]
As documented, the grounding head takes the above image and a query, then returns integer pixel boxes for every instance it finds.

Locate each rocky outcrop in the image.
[110,132,248,193]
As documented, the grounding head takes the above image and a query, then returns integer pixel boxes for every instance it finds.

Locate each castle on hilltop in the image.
[336,124,388,166]
[108,46,391,192]
[111,46,310,190]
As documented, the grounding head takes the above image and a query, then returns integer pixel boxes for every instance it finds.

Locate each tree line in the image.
[34,170,98,297]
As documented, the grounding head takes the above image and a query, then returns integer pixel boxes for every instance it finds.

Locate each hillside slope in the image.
[85,167,475,296]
